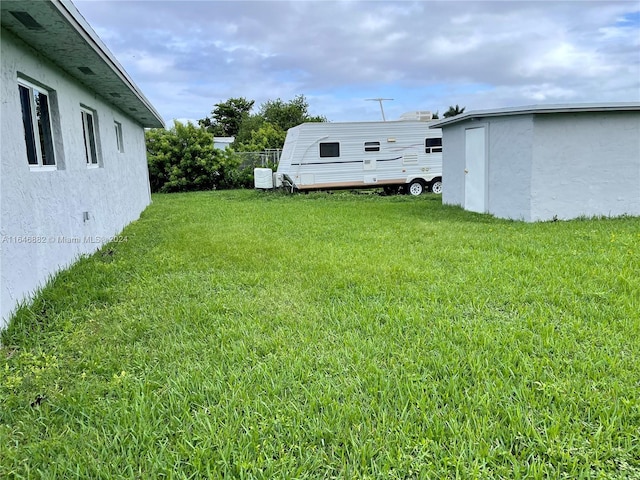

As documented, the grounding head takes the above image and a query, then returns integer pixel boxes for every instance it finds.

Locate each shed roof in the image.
[1,0,164,128]
[429,102,640,129]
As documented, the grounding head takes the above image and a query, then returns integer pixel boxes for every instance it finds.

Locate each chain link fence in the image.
[233,149,282,170]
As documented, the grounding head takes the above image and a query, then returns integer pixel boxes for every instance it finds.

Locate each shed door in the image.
[464,127,486,213]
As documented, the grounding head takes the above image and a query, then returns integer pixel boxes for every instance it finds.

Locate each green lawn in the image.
[1,190,639,479]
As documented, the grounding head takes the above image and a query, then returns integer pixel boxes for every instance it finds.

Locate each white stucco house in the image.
[430,103,640,222]
[1,0,164,329]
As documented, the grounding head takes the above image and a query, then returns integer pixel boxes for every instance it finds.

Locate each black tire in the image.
[407,180,425,196]
[429,178,443,194]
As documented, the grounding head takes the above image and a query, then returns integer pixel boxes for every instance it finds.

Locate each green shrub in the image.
[146,121,243,192]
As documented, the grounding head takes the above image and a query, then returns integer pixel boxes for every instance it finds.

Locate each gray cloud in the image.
[76,0,640,122]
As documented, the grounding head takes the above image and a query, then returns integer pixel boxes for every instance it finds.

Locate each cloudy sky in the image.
[74,0,640,124]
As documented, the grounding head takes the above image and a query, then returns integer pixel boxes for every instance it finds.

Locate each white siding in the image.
[277,121,442,190]
[1,30,152,327]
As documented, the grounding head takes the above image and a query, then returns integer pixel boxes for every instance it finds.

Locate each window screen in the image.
[319,142,340,158]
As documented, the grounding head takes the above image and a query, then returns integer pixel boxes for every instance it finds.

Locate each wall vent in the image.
[10,11,44,31]
[78,66,95,75]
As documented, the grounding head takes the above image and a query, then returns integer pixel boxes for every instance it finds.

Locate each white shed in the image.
[1,0,164,328]
[213,137,235,150]
[430,103,640,222]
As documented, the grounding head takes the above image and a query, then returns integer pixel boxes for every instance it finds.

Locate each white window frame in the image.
[114,120,124,153]
[81,107,99,167]
[18,79,56,171]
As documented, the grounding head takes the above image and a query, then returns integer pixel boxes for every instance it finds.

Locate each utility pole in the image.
[366,98,393,121]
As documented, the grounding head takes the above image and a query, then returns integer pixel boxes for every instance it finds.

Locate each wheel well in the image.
[407,178,427,186]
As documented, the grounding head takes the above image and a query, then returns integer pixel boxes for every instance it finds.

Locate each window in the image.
[114,121,124,153]
[81,107,99,166]
[425,137,442,154]
[18,80,55,167]
[364,141,380,152]
[319,142,340,158]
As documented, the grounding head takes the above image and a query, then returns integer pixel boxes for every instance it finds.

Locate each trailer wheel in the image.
[407,180,425,196]
[429,178,443,194]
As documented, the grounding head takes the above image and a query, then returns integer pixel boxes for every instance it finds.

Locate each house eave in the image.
[1,0,164,128]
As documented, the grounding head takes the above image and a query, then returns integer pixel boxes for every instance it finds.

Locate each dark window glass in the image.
[320,142,340,158]
[19,85,38,165]
[115,121,124,152]
[19,83,55,166]
[36,91,55,165]
[82,110,98,165]
[425,137,443,154]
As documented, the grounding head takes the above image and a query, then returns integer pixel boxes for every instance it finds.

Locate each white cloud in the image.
[126,51,175,75]
[74,0,640,123]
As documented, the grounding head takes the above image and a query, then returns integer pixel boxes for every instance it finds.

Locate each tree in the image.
[146,121,241,193]
[234,122,287,152]
[432,111,440,120]
[443,104,466,118]
[233,113,265,146]
[199,97,255,137]
[233,94,326,148]
[259,94,326,131]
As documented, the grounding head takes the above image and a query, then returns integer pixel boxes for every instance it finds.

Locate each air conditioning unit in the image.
[399,111,433,121]
[254,168,273,189]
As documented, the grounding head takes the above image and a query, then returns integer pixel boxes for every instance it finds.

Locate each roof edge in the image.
[53,0,164,128]
[429,102,640,128]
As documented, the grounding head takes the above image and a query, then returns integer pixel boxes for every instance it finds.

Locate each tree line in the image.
[145,96,464,193]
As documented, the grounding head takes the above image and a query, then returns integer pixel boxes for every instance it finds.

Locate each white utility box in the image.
[254,168,274,189]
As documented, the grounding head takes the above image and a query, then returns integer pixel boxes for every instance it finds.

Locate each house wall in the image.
[530,112,640,221]
[1,29,152,328]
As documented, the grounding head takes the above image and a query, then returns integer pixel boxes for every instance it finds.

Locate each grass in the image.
[1,189,639,479]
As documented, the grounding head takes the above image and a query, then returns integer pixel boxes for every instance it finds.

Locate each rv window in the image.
[320,142,340,158]
[364,141,380,152]
[425,137,443,154]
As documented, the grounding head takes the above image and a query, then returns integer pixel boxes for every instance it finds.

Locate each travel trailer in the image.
[254,120,442,195]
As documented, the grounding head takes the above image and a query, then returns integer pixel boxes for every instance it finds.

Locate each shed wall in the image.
[1,30,152,327]
[441,124,466,206]
[486,116,534,221]
[530,112,640,221]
